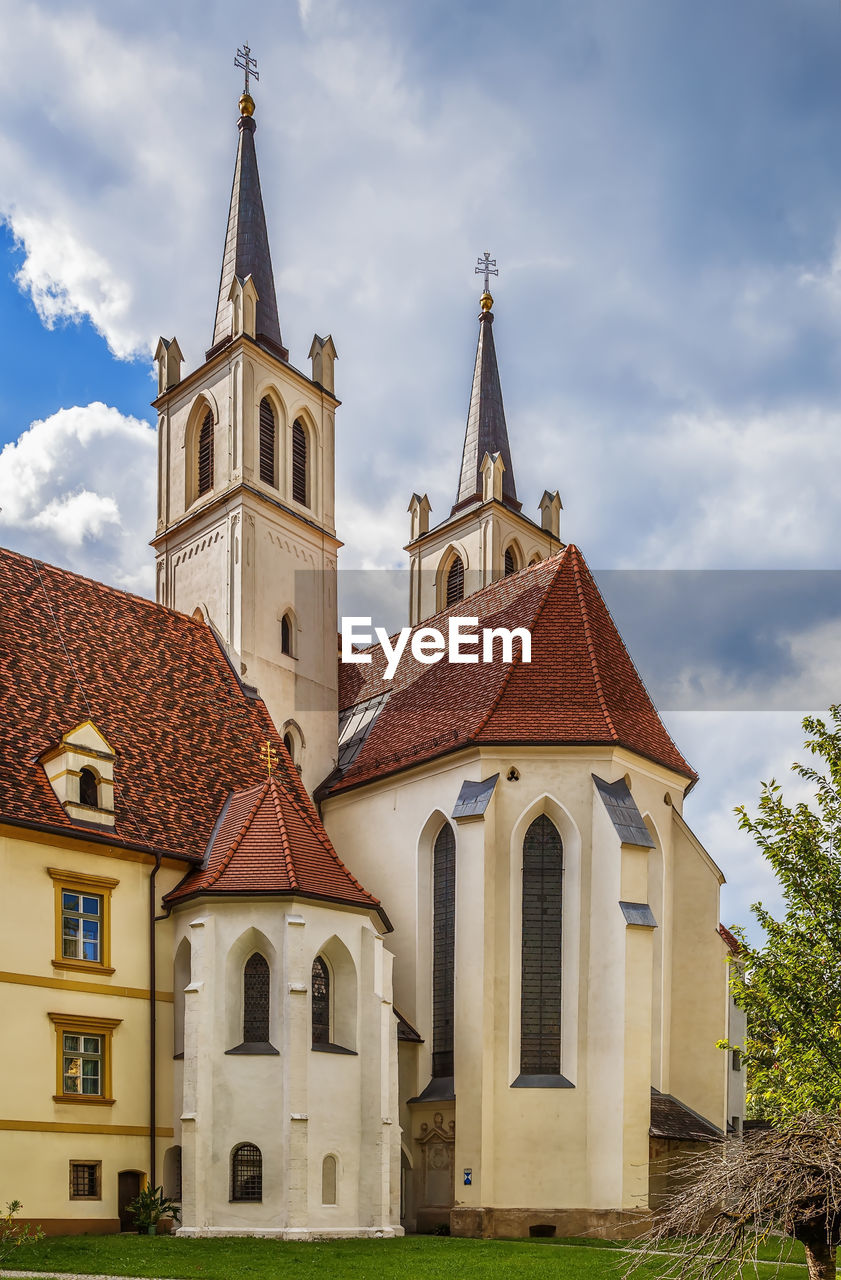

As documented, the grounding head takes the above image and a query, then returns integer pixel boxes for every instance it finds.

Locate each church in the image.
[0,69,741,1240]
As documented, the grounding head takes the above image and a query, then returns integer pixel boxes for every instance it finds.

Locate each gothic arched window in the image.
[312,956,330,1046]
[520,815,563,1075]
[283,732,295,762]
[230,1143,262,1202]
[446,556,464,608]
[79,768,98,808]
[242,953,270,1044]
[259,397,276,487]
[504,547,516,576]
[281,612,293,656]
[432,823,456,1079]
[292,419,308,506]
[197,409,214,496]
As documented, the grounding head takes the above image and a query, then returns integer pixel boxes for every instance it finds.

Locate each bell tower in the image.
[406,255,562,624]
[152,59,340,794]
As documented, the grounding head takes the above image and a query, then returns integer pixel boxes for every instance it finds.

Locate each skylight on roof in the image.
[337,692,390,770]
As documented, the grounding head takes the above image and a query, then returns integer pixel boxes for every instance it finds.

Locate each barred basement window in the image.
[446,556,464,607]
[312,956,330,1046]
[230,1143,262,1202]
[292,419,308,505]
[520,815,563,1075]
[432,823,455,1078]
[259,397,276,486]
[197,409,214,496]
[69,1160,101,1200]
[242,953,270,1044]
[504,547,516,576]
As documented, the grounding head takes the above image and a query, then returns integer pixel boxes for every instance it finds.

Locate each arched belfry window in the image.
[520,815,563,1075]
[79,768,98,808]
[504,547,516,576]
[446,556,464,608]
[312,956,330,1046]
[197,409,214,496]
[292,419,308,506]
[432,823,456,1079]
[243,953,270,1044]
[259,397,276,487]
[230,1143,262,1202]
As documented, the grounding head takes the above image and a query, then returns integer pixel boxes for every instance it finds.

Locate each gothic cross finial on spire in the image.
[235,42,259,96]
[475,251,499,295]
[260,739,279,777]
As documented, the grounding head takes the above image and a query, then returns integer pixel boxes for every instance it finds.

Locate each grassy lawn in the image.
[0,1234,811,1279]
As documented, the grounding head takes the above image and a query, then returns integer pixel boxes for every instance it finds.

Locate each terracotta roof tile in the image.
[326,545,694,795]
[164,777,388,927]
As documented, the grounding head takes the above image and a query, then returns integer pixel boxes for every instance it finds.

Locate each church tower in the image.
[152,72,339,793]
[406,260,562,624]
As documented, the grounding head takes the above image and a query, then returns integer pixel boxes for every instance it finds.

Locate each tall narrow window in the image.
[79,768,98,807]
[322,1154,337,1205]
[520,815,563,1075]
[432,823,456,1079]
[259,397,276,486]
[446,556,464,608]
[504,547,516,576]
[242,953,270,1044]
[197,409,214,496]
[292,419,308,505]
[230,1143,262,1202]
[281,613,293,656]
[312,956,330,1046]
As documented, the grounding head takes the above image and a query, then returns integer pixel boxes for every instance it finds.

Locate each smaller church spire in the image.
[454,256,518,513]
[209,46,287,360]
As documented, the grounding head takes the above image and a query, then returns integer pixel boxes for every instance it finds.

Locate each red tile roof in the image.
[326,545,694,796]
[0,548,304,862]
[718,923,742,955]
[164,776,389,927]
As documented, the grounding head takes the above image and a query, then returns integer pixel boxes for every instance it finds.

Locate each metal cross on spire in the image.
[235,42,259,96]
[475,251,499,294]
[260,739,279,778]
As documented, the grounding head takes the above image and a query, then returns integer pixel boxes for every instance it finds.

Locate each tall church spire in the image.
[454,285,518,512]
[209,83,286,360]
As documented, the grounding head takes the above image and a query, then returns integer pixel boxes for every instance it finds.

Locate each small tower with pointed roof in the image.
[406,270,562,625]
[152,66,340,794]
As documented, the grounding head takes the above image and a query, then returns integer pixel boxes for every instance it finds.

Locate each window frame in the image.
[69,1160,102,1201]
[48,1012,121,1106]
[230,1142,263,1203]
[48,868,118,975]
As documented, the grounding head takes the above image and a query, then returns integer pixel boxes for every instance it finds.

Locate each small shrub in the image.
[0,1201,44,1264]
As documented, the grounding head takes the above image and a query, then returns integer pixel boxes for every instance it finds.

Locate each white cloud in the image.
[0,402,156,592]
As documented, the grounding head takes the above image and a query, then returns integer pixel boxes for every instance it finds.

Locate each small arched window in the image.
[312,956,330,1046]
[242,953,270,1044]
[79,768,98,808]
[322,1154,337,1205]
[432,823,456,1079]
[283,732,295,762]
[281,612,293,656]
[259,397,276,487]
[504,547,517,576]
[520,815,564,1075]
[292,419,308,506]
[197,409,214,496]
[446,556,464,608]
[230,1143,262,1202]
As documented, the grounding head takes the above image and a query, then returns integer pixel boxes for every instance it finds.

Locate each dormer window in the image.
[79,768,98,808]
[41,721,116,829]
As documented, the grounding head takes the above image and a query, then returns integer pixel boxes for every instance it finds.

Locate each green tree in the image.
[727,706,841,1121]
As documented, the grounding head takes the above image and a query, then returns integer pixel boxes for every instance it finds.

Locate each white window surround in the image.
[41,720,116,828]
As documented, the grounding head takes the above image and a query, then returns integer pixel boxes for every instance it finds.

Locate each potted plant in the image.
[126,1186,180,1236]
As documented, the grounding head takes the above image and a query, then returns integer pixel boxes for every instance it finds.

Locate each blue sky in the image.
[2,0,841,936]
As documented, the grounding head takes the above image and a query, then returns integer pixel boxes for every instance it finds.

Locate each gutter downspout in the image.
[149,852,162,1187]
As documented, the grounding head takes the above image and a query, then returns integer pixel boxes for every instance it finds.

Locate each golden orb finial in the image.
[480,291,494,312]
[239,92,255,117]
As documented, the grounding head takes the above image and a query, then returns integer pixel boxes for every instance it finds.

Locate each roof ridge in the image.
[473,547,570,738]
[568,545,618,742]
[269,776,300,892]
[204,780,271,890]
